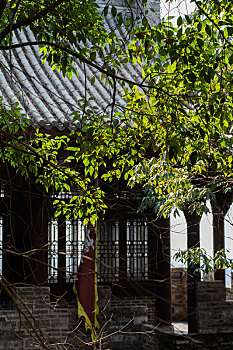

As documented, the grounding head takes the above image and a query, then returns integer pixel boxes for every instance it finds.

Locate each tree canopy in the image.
[1,0,233,223]
[127,0,233,216]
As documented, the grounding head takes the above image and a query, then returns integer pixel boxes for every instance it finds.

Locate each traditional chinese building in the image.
[0,1,233,349]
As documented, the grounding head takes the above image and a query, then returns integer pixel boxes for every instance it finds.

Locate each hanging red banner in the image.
[73,223,99,340]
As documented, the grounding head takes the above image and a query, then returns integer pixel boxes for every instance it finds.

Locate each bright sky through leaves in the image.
[161,0,195,21]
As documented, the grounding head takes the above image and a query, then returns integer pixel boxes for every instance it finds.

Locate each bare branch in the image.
[0,0,7,20]
[0,0,68,43]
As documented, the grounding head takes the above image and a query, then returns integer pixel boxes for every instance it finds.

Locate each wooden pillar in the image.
[211,192,232,282]
[119,218,127,286]
[3,178,50,285]
[152,217,171,326]
[183,209,201,334]
[58,216,66,293]
[31,184,51,285]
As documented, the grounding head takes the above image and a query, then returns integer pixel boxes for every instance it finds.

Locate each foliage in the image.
[0,0,150,222]
[174,248,233,274]
[1,0,233,223]
[126,0,233,215]
[0,96,149,222]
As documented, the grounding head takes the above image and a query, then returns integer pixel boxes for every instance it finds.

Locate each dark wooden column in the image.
[183,209,201,334]
[119,218,127,286]
[211,192,232,282]
[151,217,171,326]
[30,183,51,285]
[3,178,50,285]
[58,216,66,293]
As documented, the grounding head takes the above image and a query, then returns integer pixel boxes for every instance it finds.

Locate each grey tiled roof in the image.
[0,1,160,131]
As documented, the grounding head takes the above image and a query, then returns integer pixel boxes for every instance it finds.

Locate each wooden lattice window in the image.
[48,218,85,283]
[97,217,149,283]
[65,219,85,282]
[98,221,120,282]
[48,214,149,285]
[48,219,59,283]
[126,219,148,280]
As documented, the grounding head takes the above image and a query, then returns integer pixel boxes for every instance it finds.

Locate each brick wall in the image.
[151,329,233,350]
[0,286,157,349]
[0,287,71,349]
[197,281,233,333]
[96,286,157,349]
[171,268,188,322]
[226,287,233,301]
[2,283,233,349]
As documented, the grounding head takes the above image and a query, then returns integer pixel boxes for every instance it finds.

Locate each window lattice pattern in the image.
[48,217,148,283]
[48,219,58,283]
[48,219,85,283]
[126,219,148,279]
[52,191,77,199]
[66,220,85,283]
[98,222,120,282]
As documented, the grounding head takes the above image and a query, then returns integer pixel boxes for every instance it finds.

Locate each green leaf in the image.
[188,72,196,83]
[131,149,137,156]
[66,146,80,151]
[101,73,106,80]
[199,128,205,139]
[227,26,233,36]
[197,38,203,48]
[168,146,176,160]
[229,53,233,65]
[90,51,96,60]
[142,16,148,27]
[204,73,211,83]
[190,151,198,165]
[185,15,191,24]
[104,5,109,16]
[111,6,117,17]
[197,22,202,32]
[205,24,211,36]
[117,13,123,26]
[83,157,90,166]
[177,16,183,27]
[211,160,217,172]
[188,55,196,65]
